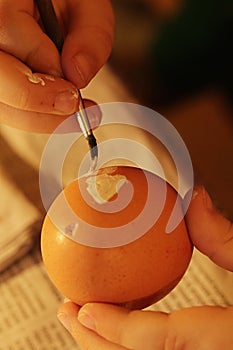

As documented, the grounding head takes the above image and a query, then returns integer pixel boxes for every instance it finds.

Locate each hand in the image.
[58,302,233,350]
[0,0,114,132]
[57,186,233,349]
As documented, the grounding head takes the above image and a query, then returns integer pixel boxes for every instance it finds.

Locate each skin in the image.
[0,0,114,132]
[57,186,233,349]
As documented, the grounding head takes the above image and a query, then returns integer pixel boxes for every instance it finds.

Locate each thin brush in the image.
[35,0,98,169]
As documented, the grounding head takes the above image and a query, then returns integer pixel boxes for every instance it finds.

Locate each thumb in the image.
[186,186,233,271]
[58,302,127,349]
[61,0,114,88]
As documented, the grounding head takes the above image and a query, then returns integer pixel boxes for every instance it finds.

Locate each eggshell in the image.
[41,166,193,309]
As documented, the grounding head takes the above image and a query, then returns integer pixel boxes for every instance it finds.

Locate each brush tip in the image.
[87,133,98,160]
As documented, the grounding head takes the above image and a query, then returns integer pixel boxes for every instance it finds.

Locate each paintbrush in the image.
[35,0,98,170]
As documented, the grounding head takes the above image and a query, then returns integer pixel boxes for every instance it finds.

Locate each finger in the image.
[0,1,62,75]
[0,51,78,115]
[61,0,114,87]
[58,302,127,350]
[0,52,102,132]
[186,186,233,271]
[0,103,68,133]
[72,303,233,350]
[77,303,168,349]
[0,98,101,133]
[168,305,233,349]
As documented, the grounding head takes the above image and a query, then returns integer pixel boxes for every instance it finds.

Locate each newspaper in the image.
[0,167,41,273]
[151,249,233,313]
[0,247,77,350]
[0,245,232,350]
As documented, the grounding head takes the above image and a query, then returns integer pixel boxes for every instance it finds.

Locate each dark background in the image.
[109,0,233,219]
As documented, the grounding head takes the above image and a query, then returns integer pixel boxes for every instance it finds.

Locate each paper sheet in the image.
[0,248,77,350]
[0,167,41,272]
[150,249,233,313]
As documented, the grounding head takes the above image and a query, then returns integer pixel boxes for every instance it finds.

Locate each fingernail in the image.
[57,312,71,331]
[78,308,96,331]
[202,187,215,211]
[87,106,102,129]
[55,90,78,113]
[191,189,199,201]
[74,54,92,86]
[63,297,71,303]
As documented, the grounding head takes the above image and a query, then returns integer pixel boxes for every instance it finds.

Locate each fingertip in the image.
[84,100,102,129]
[185,186,216,240]
[57,311,71,332]
[197,186,215,211]
[78,304,97,331]
[57,300,80,330]
[54,89,78,114]
[58,300,80,315]
[61,14,114,88]
[63,297,72,303]
[72,53,95,87]
[61,50,96,88]
[78,303,130,327]
[186,186,233,270]
[185,186,216,254]
[185,186,214,217]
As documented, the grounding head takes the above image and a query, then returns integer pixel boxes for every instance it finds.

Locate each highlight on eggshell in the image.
[41,165,193,310]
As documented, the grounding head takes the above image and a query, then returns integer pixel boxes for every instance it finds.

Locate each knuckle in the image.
[166,314,186,350]
[165,331,183,350]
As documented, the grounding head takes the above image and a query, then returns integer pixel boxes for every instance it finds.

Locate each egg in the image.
[41,166,193,309]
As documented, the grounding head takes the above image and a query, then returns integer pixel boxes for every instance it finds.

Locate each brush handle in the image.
[34,0,98,163]
[35,0,64,52]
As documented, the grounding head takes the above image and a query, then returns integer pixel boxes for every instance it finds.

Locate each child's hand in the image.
[0,0,114,132]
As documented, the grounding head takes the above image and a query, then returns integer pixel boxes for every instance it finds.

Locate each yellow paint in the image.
[86,170,127,204]
[26,72,45,86]
[44,75,56,81]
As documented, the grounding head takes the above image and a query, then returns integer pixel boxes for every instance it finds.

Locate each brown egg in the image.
[41,166,193,309]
